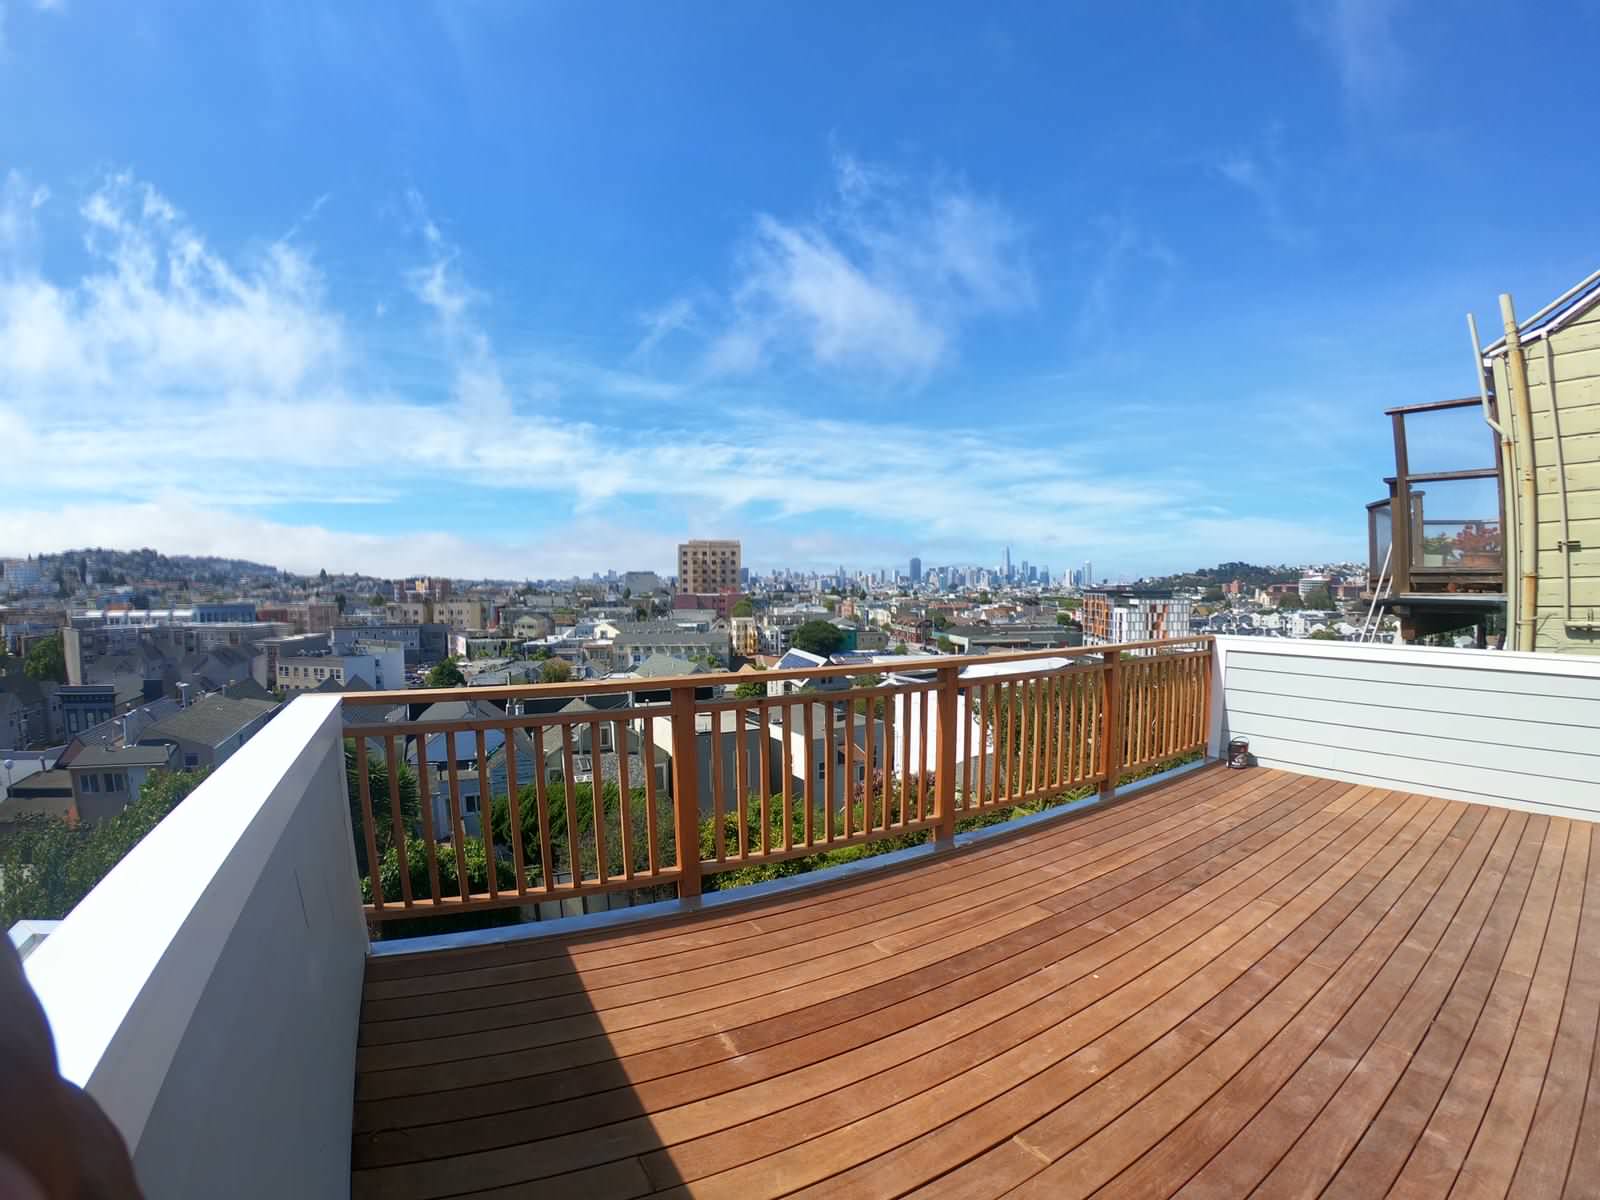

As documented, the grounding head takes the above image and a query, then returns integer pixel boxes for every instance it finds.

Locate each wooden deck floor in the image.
[350,765,1600,1199]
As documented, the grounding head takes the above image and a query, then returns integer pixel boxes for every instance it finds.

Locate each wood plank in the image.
[350,769,1600,1200]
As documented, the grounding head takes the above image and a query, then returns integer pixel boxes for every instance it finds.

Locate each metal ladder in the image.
[1358,545,1392,643]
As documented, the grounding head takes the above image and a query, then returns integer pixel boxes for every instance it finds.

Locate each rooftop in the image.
[350,765,1592,1199]
[18,635,1600,1200]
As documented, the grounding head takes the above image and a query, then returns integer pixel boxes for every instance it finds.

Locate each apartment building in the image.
[677,539,741,594]
[276,643,405,693]
[1080,586,1193,645]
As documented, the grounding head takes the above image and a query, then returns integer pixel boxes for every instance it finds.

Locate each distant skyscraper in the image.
[677,539,741,593]
[909,556,922,585]
[1083,560,1094,588]
[1004,545,1012,582]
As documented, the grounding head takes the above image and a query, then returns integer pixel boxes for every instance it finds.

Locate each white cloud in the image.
[1302,0,1407,110]
[1214,141,1310,248]
[702,152,1034,377]
[0,169,1358,578]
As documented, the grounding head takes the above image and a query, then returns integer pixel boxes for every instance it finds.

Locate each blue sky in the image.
[2,1,1596,581]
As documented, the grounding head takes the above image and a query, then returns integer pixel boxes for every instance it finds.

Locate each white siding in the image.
[1210,636,1600,821]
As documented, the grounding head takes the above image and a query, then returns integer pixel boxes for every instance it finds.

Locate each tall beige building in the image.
[677,539,741,593]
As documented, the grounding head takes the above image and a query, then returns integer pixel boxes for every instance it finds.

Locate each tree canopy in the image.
[541,658,573,683]
[0,768,206,927]
[1277,592,1304,611]
[23,633,66,683]
[1303,585,1335,610]
[791,620,847,657]
[426,657,466,687]
[731,598,754,618]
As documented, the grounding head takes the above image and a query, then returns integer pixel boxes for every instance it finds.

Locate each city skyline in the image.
[3,4,1595,578]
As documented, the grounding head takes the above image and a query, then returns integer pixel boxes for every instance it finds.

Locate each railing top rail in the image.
[336,635,1215,706]
[1382,396,1482,417]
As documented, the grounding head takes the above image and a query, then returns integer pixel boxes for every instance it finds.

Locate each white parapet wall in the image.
[1208,636,1600,820]
[24,694,369,1200]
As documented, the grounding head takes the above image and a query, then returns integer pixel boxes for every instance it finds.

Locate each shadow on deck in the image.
[351,763,1600,1199]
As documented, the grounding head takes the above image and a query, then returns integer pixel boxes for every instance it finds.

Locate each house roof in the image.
[631,653,707,679]
[1481,265,1600,357]
[222,678,276,702]
[140,695,279,749]
[69,744,174,769]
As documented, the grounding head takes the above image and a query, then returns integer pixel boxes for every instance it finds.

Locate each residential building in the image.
[676,539,741,594]
[0,769,76,832]
[622,570,663,595]
[330,622,448,666]
[1478,267,1600,653]
[433,598,490,631]
[65,743,178,821]
[672,591,741,619]
[0,557,47,595]
[1080,587,1193,645]
[254,602,339,634]
[57,684,116,736]
[597,621,730,670]
[138,693,281,770]
[277,643,405,694]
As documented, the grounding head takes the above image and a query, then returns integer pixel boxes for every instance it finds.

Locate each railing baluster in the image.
[823,699,836,843]
[1100,649,1122,801]
[735,706,749,859]
[710,708,725,864]
[615,718,633,881]
[842,697,854,840]
[504,729,527,894]
[446,740,469,900]
[780,701,794,852]
[962,683,974,813]
[355,736,383,911]
[475,727,494,900]
[532,728,553,892]
[759,699,771,855]
[384,736,412,907]
[802,700,815,846]
[918,685,931,822]
[669,685,701,898]
[641,715,660,874]
[1030,675,1044,796]
[863,694,877,832]
[935,666,957,844]
[881,693,894,829]
[589,718,608,884]
[417,733,442,906]
[560,723,581,883]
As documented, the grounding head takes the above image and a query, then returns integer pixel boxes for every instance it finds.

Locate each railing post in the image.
[1098,648,1123,803]
[935,665,959,848]
[669,684,702,899]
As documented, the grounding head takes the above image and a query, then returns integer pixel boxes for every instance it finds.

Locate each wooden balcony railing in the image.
[338,635,1214,922]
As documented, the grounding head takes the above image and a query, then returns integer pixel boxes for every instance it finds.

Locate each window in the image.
[82,773,99,792]
[185,754,199,768]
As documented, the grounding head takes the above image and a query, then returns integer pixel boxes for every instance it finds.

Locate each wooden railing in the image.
[339,635,1213,921]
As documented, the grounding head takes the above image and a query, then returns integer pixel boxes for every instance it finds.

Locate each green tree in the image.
[823,598,838,614]
[893,642,909,655]
[426,657,467,687]
[791,620,846,657]
[731,597,754,618]
[936,635,956,653]
[344,738,422,880]
[0,769,207,927]
[1277,592,1304,611]
[931,612,952,631]
[1304,585,1335,610]
[1309,628,1343,641]
[23,634,66,683]
[541,658,573,683]
[335,593,348,614]
[370,592,389,609]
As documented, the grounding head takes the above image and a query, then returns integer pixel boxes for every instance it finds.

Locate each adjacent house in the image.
[137,693,281,770]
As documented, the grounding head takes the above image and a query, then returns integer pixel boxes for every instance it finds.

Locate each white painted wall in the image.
[24,694,368,1199]
[1208,636,1600,820]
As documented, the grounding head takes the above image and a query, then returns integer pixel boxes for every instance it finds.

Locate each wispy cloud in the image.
[1214,131,1311,248]
[0,169,1357,577]
[1301,0,1407,110]
[700,150,1034,378]
[1072,217,1178,343]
